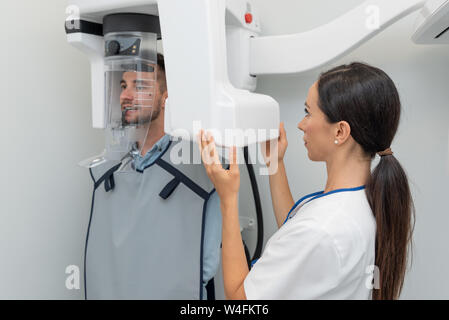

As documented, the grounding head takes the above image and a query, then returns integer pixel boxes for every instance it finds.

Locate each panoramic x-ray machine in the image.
[65,0,449,147]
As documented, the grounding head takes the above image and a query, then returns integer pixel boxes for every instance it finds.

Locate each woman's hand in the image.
[261,122,288,166]
[198,130,240,207]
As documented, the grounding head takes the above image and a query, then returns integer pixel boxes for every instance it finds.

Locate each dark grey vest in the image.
[85,140,216,299]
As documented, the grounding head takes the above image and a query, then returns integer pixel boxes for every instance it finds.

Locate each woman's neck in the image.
[324,151,371,193]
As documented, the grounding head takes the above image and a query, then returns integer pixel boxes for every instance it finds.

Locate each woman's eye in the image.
[304,108,310,116]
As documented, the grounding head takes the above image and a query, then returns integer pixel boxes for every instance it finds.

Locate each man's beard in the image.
[121,97,161,126]
[149,98,161,122]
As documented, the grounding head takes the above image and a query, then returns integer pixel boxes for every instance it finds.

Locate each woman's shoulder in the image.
[287,189,376,263]
[295,188,374,230]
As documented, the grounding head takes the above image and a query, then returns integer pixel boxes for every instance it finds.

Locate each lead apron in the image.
[86,141,215,299]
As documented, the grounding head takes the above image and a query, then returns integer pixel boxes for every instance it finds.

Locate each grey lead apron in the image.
[85,140,216,299]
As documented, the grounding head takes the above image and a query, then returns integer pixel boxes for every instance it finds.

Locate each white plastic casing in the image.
[249,0,427,75]
[412,0,449,44]
[159,0,279,147]
[66,32,105,128]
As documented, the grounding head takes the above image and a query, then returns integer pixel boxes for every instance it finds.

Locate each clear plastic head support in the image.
[80,31,158,169]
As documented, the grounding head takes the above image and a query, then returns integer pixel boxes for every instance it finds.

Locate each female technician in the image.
[198,62,414,300]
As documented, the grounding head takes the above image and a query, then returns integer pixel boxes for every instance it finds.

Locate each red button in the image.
[245,13,253,24]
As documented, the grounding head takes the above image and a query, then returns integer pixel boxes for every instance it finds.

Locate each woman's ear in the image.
[334,120,351,144]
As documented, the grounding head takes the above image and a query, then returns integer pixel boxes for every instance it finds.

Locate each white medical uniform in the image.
[244,186,376,300]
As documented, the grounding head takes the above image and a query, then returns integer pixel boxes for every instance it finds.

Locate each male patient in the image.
[85,54,222,299]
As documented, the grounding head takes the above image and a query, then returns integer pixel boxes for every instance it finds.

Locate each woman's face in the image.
[298,81,336,161]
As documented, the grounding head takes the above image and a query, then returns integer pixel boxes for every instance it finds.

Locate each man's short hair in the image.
[156,53,167,94]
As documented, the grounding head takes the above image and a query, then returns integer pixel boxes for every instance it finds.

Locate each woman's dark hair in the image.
[317,62,414,300]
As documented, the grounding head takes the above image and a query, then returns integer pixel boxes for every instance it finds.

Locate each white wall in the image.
[0,0,448,299]
[0,0,104,298]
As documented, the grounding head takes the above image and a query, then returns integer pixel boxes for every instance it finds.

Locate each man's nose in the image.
[120,88,134,101]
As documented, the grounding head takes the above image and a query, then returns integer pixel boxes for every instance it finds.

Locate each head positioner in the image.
[76,13,161,168]
[103,13,161,166]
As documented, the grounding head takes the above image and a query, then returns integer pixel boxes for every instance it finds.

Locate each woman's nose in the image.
[297,118,305,132]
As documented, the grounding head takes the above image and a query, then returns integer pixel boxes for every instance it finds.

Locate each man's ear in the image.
[161,91,168,109]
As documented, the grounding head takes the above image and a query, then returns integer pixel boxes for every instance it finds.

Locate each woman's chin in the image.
[304,144,321,161]
[306,150,318,161]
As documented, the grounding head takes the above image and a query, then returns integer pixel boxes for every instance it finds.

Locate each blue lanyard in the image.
[282,185,366,225]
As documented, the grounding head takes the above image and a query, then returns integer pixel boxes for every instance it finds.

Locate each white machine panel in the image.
[412,0,449,44]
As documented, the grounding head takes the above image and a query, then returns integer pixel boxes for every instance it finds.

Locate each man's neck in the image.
[139,119,165,157]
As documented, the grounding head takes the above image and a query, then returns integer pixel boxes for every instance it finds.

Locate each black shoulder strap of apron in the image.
[155,158,209,201]
[90,163,122,192]
[90,153,210,201]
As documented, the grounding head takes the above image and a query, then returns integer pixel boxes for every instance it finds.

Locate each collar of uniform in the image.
[133,134,171,171]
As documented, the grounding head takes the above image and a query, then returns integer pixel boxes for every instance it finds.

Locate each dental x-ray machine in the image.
[65,0,449,147]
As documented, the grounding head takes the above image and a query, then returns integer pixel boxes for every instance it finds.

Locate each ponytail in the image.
[366,155,414,300]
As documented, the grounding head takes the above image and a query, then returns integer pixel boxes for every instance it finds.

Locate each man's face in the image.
[120,70,161,125]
